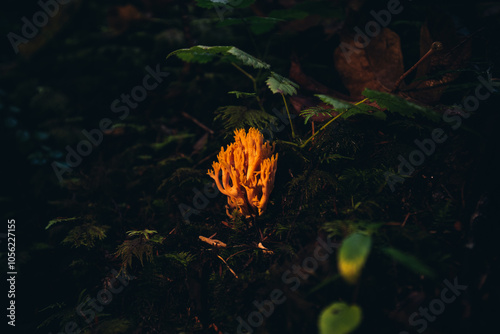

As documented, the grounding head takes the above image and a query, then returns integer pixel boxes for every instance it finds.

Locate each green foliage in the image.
[195,0,255,9]
[382,247,435,278]
[318,302,362,334]
[167,45,231,63]
[46,217,80,230]
[115,230,165,270]
[300,106,334,124]
[266,71,299,95]
[228,91,256,98]
[287,169,337,202]
[362,89,440,122]
[338,232,372,284]
[162,252,196,270]
[315,94,386,120]
[167,45,270,69]
[62,223,109,249]
[215,105,278,133]
[226,46,271,69]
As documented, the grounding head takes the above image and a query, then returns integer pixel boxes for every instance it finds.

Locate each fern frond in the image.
[300,106,333,124]
[215,105,277,133]
[362,89,440,122]
[62,223,109,248]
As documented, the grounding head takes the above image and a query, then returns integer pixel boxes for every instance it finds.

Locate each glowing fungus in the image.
[207,128,278,217]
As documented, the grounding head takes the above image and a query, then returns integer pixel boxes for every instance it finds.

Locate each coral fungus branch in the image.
[208,128,278,217]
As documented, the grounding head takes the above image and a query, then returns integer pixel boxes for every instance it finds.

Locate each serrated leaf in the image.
[227,47,271,69]
[167,45,270,70]
[382,247,435,278]
[316,94,354,110]
[362,89,440,122]
[266,72,299,96]
[338,232,372,284]
[316,94,380,120]
[318,302,362,334]
[167,45,232,63]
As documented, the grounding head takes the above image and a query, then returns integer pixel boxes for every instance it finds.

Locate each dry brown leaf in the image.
[334,27,404,98]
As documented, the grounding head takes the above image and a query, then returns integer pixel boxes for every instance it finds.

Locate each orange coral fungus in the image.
[207,128,278,217]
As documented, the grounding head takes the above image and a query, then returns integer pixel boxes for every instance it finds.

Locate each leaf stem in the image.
[231,62,265,112]
[300,111,346,148]
[281,93,295,139]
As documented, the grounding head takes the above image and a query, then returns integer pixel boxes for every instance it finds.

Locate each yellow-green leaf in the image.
[338,232,372,284]
[319,302,362,334]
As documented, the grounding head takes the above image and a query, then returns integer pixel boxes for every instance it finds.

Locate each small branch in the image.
[181,111,214,134]
[217,255,238,279]
[391,41,443,93]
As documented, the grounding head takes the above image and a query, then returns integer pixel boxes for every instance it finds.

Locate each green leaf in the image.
[226,47,271,69]
[167,45,270,70]
[382,247,435,278]
[316,94,381,120]
[318,302,362,334]
[266,72,299,96]
[338,232,372,284]
[362,89,440,122]
[45,217,80,230]
[167,45,232,63]
[316,94,353,110]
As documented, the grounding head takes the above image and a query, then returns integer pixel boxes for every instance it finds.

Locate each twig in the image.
[181,111,214,134]
[392,41,443,93]
[217,255,238,278]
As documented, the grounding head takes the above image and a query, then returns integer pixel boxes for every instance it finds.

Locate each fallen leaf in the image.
[334,28,404,98]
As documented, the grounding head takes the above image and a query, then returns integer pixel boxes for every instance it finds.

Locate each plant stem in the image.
[231,62,265,112]
[391,41,443,93]
[275,139,299,147]
[281,93,295,139]
[300,111,346,148]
